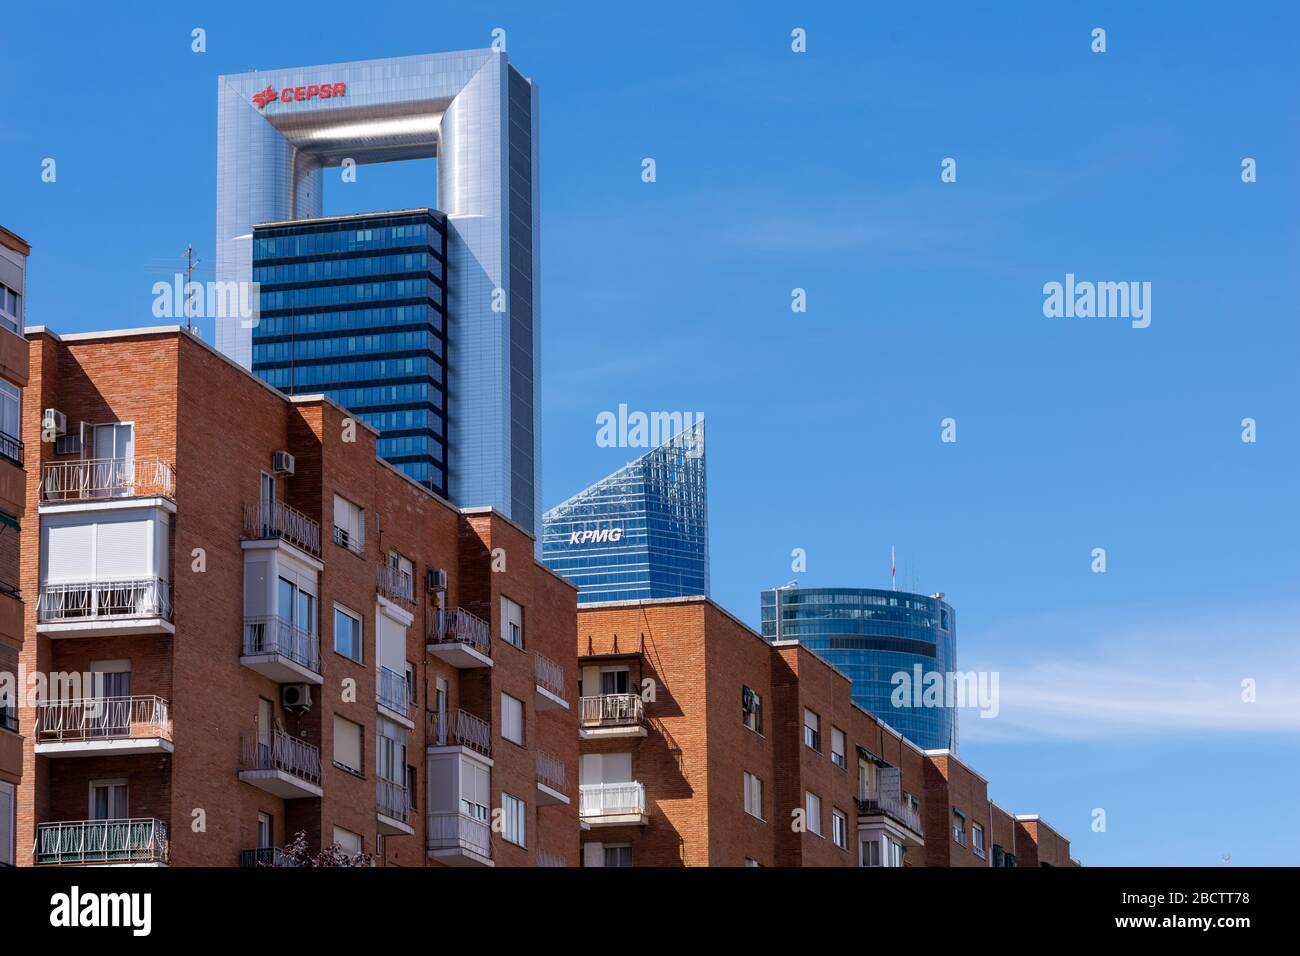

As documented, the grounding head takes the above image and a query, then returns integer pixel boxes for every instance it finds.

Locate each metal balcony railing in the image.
[242,500,322,557]
[377,666,409,716]
[536,850,566,868]
[239,727,321,786]
[376,565,415,606]
[240,847,298,867]
[856,793,924,836]
[427,811,491,859]
[377,777,410,823]
[0,431,22,467]
[40,456,176,502]
[536,750,567,795]
[34,696,171,744]
[534,652,566,701]
[242,615,320,673]
[428,607,491,658]
[579,782,646,819]
[38,577,172,624]
[35,818,169,865]
[426,708,491,757]
[579,693,644,727]
[332,524,364,556]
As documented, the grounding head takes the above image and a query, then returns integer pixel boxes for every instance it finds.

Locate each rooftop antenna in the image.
[182,245,200,335]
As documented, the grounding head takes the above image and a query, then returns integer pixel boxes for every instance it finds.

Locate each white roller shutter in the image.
[95,518,151,578]
[43,522,94,580]
[333,715,362,773]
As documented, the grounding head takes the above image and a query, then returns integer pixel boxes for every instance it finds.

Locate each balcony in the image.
[376,564,415,608]
[579,782,648,827]
[427,709,492,757]
[241,615,322,684]
[426,607,492,669]
[40,457,175,503]
[579,694,646,739]
[427,811,492,867]
[35,818,169,866]
[239,847,299,867]
[857,793,925,849]
[534,653,569,711]
[377,666,411,725]
[377,777,414,835]
[34,696,173,757]
[332,524,364,557]
[536,750,569,806]
[37,577,173,638]
[242,500,321,557]
[0,431,22,467]
[238,727,323,799]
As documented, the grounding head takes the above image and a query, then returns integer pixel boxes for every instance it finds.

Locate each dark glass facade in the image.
[542,422,708,604]
[251,210,448,496]
[759,586,958,752]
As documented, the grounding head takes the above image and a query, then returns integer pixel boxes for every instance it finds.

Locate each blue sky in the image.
[2,1,1297,865]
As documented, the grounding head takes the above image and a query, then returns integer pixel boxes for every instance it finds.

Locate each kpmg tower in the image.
[215,50,540,532]
[542,421,708,604]
[759,586,959,752]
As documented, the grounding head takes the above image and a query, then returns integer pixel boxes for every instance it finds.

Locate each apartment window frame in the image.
[501,692,525,747]
[741,685,763,735]
[830,726,846,770]
[501,792,526,848]
[832,807,848,850]
[743,771,765,821]
[333,603,363,663]
[603,843,633,868]
[0,379,20,449]
[803,708,821,753]
[0,283,20,334]
[500,594,524,650]
[972,822,986,858]
[332,494,365,555]
[333,714,365,777]
[952,808,967,846]
[805,790,823,836]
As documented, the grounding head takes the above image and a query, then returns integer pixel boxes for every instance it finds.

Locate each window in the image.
[89,779,128,820]
[991,844,1005,867]
[406,765,418,809]
[404,661,417,705]
[333,715,363,774]
[0,283,20,334]
[0,380,19,446]
[501,595,523,649]
[460,758,489,821]
[952,809,967,846]
[278,576,316,634]
[375,718,405,784]
[743,771,764,821]
[832,808,848,849]
[501,692,524,746]
[803,708,821,752]
[889,840,904,867]
[831,727,846,769]
[334,605,362,662]
[742,685,762,734]
[862,838,880,867]
[604,844,632,867]
[256,812,272,850]
[333,827,362,855]
[501,792,526,847]
[972,823,986,858]
[386,551,414,600]
[599,668,629,695]
[858,759,876,800]
[87,422,134,462]
[805,792,822,835]
[332,494,364,554]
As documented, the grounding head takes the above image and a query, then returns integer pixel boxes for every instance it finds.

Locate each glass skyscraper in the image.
[542,421,708,604]
[216,50,540,534]
[251,210,449,495]
[759,586,958,752]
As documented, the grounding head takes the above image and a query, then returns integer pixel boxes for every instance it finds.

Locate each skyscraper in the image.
[215,50,540,532]
[251,209,449,496]
[759,586,958,752]
[542,421,708,604]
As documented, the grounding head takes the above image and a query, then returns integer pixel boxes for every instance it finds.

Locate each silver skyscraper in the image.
[215,50,540,534]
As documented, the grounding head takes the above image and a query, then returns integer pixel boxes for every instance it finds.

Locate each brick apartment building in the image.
[0,225,30,867]
[12,324,579,867]
[575,596,1079,868]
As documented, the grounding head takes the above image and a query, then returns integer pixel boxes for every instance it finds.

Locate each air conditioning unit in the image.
[271,450,295,476]
[426,567,447,594]
[282,683,313,712]
[54,434,82,456]
[42,408,67,437]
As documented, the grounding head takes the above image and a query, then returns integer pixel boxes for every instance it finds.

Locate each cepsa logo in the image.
[569,528,624,545]
[253,82,347,110]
